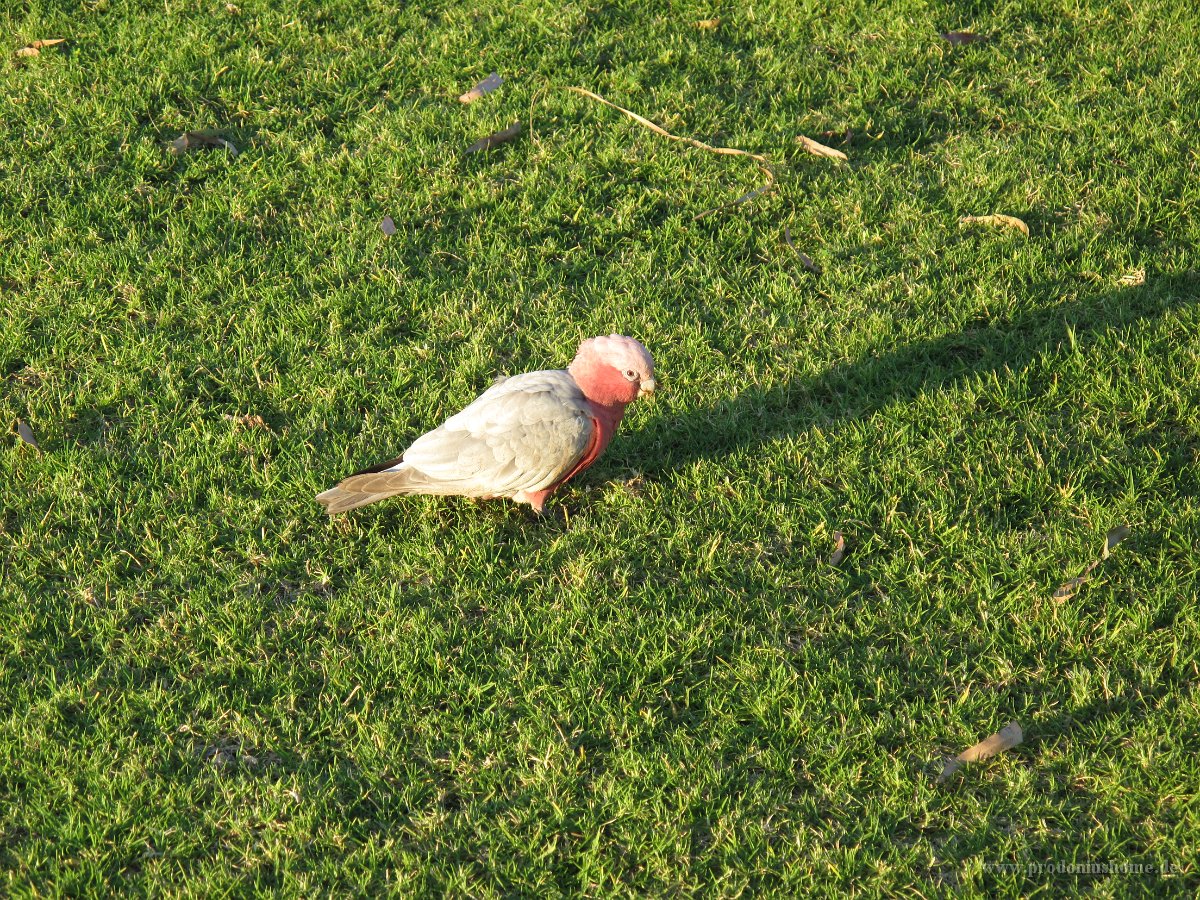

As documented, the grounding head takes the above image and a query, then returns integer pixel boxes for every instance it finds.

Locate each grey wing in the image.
[400,370,595,498]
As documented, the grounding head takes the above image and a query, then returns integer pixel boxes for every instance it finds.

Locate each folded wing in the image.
[316,371,595,513]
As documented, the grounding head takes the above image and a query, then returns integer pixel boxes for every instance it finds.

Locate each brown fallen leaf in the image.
[1052,560,1099,601]
[16,38,66,57]
[820,128,853,144]
[465,122,522,154]
[1054,525,1131,601]
[223,413,270,432]
[940,31,988,47]
[381,216,396,236]
[783,226,820,274]
[459,72,503,104]
[16,420,40,449]
[796,134,848,161]
[696,17,721,30]
[937,720,1023,783]
[959,214,1029,237]
[828,531,846,566]
[170,132,239,157]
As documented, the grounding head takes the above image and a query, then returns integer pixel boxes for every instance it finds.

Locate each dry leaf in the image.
[16,38,66,57]
[940,31,988,47]
[1117,269,1145,287]
[784,226,820,274]
[1103,525,1131,559]
[828,531,846,566]
[1054,525,1131,601]
[226,3,240,13]
[223,413,269,432]
[465,122,522,154]
[820,128,853,144]
[696,17,721,30]
[959,214,1029,237]
[796,134,848,161]
[16,420,39,449]
[170,132,239,157]
[381,216,396,236]
[1052,560,1099,601]
[937,721,1023,783]
[459,72,503,104]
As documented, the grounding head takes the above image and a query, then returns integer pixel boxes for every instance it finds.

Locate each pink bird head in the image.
[568,334,656,407]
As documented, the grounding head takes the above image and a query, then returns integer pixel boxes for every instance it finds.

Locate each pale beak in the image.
[638,378,657,397]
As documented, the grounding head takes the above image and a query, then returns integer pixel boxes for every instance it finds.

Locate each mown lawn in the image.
[2,0,1198,894]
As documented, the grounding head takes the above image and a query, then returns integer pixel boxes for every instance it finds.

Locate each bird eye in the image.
[624,369,637,380]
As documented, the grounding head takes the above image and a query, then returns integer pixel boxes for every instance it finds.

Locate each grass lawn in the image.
[3,0,1199,894]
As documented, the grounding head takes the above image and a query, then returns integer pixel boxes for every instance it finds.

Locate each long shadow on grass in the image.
[617,271,1200,476]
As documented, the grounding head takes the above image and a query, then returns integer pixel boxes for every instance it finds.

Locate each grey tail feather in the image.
[316,466,419,515]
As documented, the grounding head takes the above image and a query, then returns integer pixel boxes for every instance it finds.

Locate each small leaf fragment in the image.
[380,216,396,236]
[16,420,39,449]
[959,214,1029,237]
[940,31,988,47]
[459,72,503,104]
[937,721,1023,783]
[1053,560,1099,601]
[1054,525,1131,600]
[696,17,721,30]
[1103,525,1131,559]
[226,3,240,13]
[465,122,522,154]
[16,38,66,56]
[828,531,846,567]
[223,413,269,432]
[784,226,821,274]
[170,131,239,157]
[796,134,848,161]
[1117,269,1145,287]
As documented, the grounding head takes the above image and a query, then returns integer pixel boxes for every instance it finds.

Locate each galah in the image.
[316,335,656,515]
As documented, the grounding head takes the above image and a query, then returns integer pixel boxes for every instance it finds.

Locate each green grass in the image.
[2,0,1199,894]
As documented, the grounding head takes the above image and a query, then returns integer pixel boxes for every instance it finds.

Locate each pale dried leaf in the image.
[170,131,239,157]
[465,122,522,154]
[1117,269,1145,287]
[783,226,821,274]
[223,413,269,432]
[226,3,240,13]
[16,420,39,449]
[959,214,1029,237]
[796,134,848,161]
[1054,525,1131,600]
[696,17,721,30]
[937,721,1023,783]
[1103,525,1131,559]
[381,216,396,236]
[820,128,853,144]
[1053,559,1100,602]
[828,531,846,567]
[16,39,67,56]
[940,31,988,47]
[459,72,503,104]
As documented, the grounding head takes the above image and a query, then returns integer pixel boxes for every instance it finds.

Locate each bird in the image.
[316,335,656,515]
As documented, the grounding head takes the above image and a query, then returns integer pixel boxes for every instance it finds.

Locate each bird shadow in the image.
[614,271,1199,477]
